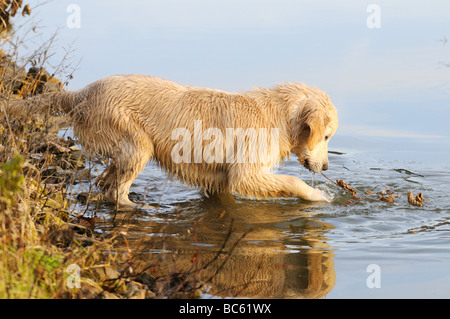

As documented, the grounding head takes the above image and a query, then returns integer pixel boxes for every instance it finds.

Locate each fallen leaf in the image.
[71,215,97,235]
[408,191,424,207]
[379,194,394,203]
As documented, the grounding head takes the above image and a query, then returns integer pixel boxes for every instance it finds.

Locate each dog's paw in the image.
[308,187,332,202]
[318,189,332,202]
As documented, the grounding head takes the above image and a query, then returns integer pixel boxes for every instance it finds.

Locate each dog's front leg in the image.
[278,174,329,202]
[234,173,329,202]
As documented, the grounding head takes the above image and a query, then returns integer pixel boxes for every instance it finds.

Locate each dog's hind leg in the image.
[102,136,155,209]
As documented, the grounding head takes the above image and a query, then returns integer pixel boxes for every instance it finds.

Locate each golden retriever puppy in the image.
[3,75,338,208]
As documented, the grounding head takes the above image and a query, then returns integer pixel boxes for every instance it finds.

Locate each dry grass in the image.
[0,82,131,298]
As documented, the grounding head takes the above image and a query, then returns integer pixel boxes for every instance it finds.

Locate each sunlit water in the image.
[65,128,450,299]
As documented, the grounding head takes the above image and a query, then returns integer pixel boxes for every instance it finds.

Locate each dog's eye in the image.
[324,135,330,141]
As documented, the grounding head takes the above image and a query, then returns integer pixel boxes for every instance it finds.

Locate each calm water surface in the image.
[67,130,450,299]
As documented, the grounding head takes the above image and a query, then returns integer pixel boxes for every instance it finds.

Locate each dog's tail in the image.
[1,90,82,118]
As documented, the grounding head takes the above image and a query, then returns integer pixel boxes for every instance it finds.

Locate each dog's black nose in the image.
[304,159,310,169]
[322,162,329,171]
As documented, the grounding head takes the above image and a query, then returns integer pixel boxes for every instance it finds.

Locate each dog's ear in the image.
[301,107,328,151]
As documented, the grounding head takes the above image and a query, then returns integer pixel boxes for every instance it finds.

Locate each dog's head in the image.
[286,86,338,173]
